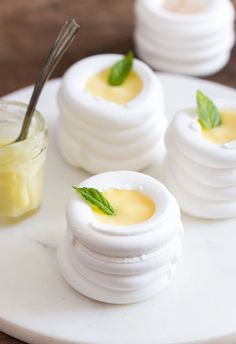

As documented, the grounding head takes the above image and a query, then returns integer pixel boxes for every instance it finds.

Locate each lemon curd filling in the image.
[0,139,11,147]
[85,68,143,105]
[0,102,47,218]
[164,0,205,14]
[202,110,236,144]
[0,140,45,218]
[93,189,156,225]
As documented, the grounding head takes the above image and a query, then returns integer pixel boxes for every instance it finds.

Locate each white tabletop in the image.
[0,74,236,344]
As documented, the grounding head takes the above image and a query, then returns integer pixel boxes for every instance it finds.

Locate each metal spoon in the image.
[15,18,80,143]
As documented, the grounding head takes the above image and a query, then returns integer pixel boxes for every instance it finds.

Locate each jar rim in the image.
[0,99,46,148]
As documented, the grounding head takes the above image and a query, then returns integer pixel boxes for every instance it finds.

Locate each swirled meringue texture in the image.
[134,0,235,76]
[164,100,236,219]
[57,54,166,174]
[58,171,184,304]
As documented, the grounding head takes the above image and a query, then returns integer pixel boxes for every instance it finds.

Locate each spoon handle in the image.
[16,19,80,142]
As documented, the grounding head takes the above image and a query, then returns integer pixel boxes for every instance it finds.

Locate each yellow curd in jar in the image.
[202,110,236,144]
[0,101,47,218]
[93,189,156,225]
[0,144,45,217]
[86,68,143,105]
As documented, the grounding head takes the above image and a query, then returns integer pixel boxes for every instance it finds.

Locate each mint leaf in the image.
[73,186,115,216]
[108,51,134,86]
[196,90,221,129]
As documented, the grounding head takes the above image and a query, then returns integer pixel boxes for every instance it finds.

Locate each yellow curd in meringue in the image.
[164,0,205,14]
[202,110,236,144]
[94,189,155,225]
[86,68,142,105]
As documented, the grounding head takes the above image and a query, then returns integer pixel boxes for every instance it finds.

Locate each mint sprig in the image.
[73,186,115,216]
[108,51,134,86]
[197,90,221,129]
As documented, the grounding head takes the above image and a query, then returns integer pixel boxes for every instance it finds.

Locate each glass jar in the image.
[0,100,48,218]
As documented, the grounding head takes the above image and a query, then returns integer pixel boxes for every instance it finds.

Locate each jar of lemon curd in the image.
[0,100,48,218]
